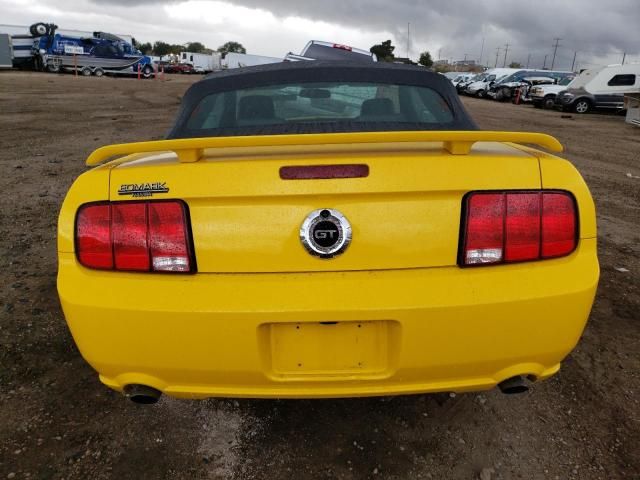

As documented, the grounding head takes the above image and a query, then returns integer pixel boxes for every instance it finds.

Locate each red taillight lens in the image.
[505,193,541,262]
[541,193,577,258]
[148,202,191,272]
[461,191,577,266]
[76,204,113,270]
[76,200,194,273]
[464,194,505,265]
[112,203,149,271]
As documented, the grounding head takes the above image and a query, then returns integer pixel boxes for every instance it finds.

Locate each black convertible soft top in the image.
[167,61,478,139]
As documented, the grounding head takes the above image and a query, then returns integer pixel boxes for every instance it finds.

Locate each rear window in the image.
[185,81,454,135]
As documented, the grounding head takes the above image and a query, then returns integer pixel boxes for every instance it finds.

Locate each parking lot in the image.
[0,71,638,479]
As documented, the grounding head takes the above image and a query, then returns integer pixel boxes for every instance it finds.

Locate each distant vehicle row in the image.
[448,64,640,114]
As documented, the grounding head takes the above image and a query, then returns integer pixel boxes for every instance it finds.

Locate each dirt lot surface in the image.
[0,72,638,480]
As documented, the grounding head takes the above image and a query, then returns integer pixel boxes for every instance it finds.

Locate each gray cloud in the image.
[221,0,639,68]
[10,0,640,68]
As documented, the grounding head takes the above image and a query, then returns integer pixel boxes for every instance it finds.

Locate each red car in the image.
[163,63,194,74]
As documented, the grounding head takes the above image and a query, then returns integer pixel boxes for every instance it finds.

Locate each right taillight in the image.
[75,200,195,273]
[460,191,577,266]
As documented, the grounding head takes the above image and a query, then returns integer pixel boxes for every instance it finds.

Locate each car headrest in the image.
[238,95,276,120]
[360,98,394,117]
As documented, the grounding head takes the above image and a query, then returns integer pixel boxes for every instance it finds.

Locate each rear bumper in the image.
[58,239,598,399]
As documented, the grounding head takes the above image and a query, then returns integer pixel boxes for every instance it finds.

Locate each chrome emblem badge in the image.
[300,209,352,259]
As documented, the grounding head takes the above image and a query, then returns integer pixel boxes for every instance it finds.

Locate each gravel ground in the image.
[0,72,638,480]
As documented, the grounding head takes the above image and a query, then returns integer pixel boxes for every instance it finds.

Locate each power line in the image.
[503,43,510,67]
[551,37,562,69]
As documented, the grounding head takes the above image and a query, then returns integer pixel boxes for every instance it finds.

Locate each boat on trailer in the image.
[31,23,153,77]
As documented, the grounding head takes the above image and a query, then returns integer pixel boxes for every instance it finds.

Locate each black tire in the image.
[93,68,104,77]
[141,65,153,79]
[476,90,485,98]
[573,99,591,114]
[30,23,48,36]
[542,96,556,109]
[81,67,92,77]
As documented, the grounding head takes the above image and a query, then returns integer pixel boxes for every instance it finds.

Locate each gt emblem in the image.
[300,209,352,259]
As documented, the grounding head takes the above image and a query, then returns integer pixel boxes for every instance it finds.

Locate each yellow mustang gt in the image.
[57,61,599,403]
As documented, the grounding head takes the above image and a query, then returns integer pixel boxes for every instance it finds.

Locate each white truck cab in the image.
[529,76,576,109]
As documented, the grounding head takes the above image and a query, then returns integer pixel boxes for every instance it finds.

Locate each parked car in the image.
[529,76,577,109]
[451,73,476,91]
[555,64,640,113]
[174,63,194,74]
[442,71,460,81]
[487,70,573,101]
[456,73,483,94]
[464,68,519,97]
[58,61,598,403]
[513,77,561,103]
[163,63,184,74]
[466,73,506,97]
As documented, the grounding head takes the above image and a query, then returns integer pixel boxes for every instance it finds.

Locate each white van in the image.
[555,64,640,113]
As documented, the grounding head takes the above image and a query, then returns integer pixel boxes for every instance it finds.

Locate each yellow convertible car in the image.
[57,61,599,403]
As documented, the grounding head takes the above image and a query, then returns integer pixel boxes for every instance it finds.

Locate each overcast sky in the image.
[2,0,638,70]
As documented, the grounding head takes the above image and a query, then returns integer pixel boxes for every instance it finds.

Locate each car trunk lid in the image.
[108,141,541,273]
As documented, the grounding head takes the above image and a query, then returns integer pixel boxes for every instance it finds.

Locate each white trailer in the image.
[223,52,281,69]
[179,51,221,72]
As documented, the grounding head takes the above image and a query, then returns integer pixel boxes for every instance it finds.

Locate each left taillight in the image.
[75,200,195,273]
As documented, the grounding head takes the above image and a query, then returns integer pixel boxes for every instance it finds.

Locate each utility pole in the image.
[407,22,410,59]
[503,43,510,67]
[551,37,561,69]
[543,54,548,69]
[526,53,531,68]
[622,52,626,65]
[495,47,501,68]
[571,51,577,71]
[479,37,485,67]
[437,48,441,60]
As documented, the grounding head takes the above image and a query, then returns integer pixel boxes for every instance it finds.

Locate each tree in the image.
[185,41,206,53]
[137,42,152,55]
[152,41,173,57]
[509,61,522,68]
[217,41,246,58]
[370,40,395,61]
[418,51,434,68]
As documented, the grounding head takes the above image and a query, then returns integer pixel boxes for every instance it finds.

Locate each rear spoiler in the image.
[85,131,563,166]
